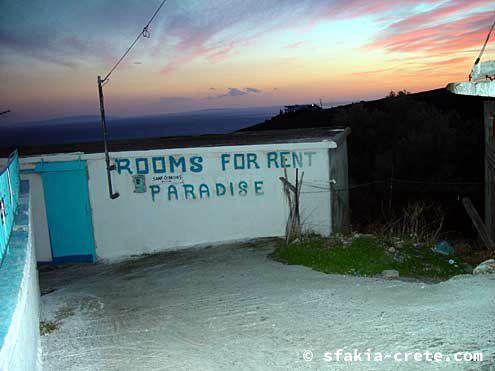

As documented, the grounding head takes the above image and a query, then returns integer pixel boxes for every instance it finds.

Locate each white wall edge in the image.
[18,140,337,167]
[0,189,42,371]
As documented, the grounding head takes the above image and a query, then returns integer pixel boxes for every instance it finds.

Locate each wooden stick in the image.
[279,168,305,246]
[294,169,299,234]
[279,177,297,193]
[462,197,495,249]
[295,171,304,227]
[280,173,293,246]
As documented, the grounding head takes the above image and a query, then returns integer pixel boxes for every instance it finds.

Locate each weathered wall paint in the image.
[14,137,348,262]
[114,150,318,202]
[329,141,350,233]
[24,174,52,262]
[0,151,20,263]
[87,142,334,260]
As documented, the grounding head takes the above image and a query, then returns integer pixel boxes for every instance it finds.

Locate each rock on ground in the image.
[381,269,400,279]
[473,259,495,275]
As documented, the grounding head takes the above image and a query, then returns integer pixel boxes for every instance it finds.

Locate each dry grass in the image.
[40,306,75,336]
[40,321,58,335]
[370,201,445,246]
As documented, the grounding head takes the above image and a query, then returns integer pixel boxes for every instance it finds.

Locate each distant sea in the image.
[0,103,349,148]
[0,106,283,147]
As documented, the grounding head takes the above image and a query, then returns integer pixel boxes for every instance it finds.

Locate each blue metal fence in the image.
[0,150,20,264]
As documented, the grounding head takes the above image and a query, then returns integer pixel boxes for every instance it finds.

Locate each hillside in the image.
[242,88,494,235]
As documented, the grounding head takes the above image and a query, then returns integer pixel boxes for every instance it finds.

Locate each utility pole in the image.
[96,0,167,200]
[97,76,119,199]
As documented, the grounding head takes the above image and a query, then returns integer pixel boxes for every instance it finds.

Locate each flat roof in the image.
[446,80,495,97]
[1,127,350,157]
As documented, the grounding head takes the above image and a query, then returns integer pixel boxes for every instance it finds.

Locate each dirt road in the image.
[40,242,495,370]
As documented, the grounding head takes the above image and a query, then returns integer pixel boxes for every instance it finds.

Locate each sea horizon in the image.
[0,102,350,148]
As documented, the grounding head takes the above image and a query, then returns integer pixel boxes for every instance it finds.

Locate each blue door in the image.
[36,160,96,263]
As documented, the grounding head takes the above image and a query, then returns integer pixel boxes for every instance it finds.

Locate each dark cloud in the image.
[245,87,261,93]
[0,28,115,68]
[225,88,247,97]
[207,87,262,99]
[0,0,134,66]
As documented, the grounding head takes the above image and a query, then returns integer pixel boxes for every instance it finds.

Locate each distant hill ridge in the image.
[242,88,492,132]
[241,87,493,233]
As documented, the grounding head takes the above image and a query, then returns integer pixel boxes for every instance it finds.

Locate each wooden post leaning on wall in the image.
[330,183,351,235]
[328,142,351,236]
[279,168,304,246]
[484,101,495,241]
[462,197,495,250]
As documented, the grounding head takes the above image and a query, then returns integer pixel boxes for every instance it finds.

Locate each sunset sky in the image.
[0,0,494,123]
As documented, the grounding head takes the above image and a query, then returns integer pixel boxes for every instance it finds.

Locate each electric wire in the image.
[470,11,495,80]
[301,178,484,194]
[102,0,167,83]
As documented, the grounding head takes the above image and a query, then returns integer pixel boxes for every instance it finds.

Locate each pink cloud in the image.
[367,11,495,55]
[206,41,237,63]
[346,68,390,77]
[327,0,439,19]
[157,0,494,76]
[426,56,471,66]
[388,0,491,30]
[160,52,205,75]
[159,41,237,74]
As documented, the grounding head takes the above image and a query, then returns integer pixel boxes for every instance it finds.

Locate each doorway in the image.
[35,160,96,263]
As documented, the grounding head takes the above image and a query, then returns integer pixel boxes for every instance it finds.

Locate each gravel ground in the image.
[40,241,495,371]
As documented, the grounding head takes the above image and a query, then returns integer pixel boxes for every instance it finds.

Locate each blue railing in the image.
[0,150,20,265]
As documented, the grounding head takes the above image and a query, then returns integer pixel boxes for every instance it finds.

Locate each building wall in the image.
[87,142,336,260]
[485,101,495,240]
[23,173,52,262]
[0,183,42,371]
[329,140,350,234]
[16,137,349,262]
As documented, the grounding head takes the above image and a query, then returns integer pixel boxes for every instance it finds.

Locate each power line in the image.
[392,178,483,186]
[471,11,495,80]
[97,0,168,200]
[302,178,484,194]
[475,12,495,63]
[102,0,167,83]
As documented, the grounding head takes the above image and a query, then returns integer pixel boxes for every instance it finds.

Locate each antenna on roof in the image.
[97,0,167,200]
[469,13,495,81]
[448,13,495,96]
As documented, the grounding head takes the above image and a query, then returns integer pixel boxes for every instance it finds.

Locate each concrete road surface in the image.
[40,241,495,370]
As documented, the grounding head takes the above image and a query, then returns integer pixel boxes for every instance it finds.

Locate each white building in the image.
[4,128,350,263]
